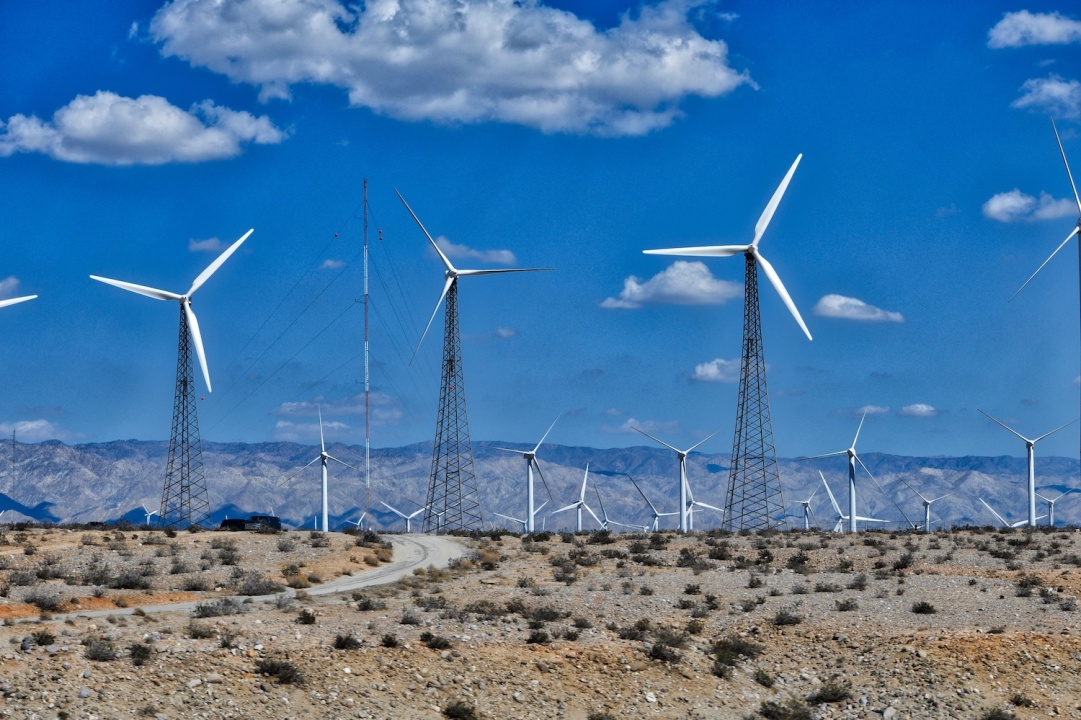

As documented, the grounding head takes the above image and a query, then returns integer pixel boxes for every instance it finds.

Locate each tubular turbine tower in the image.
[645,156,810,531]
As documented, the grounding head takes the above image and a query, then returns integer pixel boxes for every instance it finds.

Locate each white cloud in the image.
[189,237,224,253]
[435,237,516,265]
[602,261,741,309]
[1011,76,1081,120]
[0,419,76,443]
[271,392,403,426]
[813,294,904,323]
[846,405,890,417]
[149,0,753,136]
[0,91,287,165]
[614,417,681,436]
[494,326,517,339]
[982,188,1076,222]
[988,10,1081,48]
[0,276,21,299]
[691,358,740,383]
[320,259,346,270]
[899,403,937,418]
[272,419,353,442]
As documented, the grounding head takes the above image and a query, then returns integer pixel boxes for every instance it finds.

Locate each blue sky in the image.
[1,0,1081,461]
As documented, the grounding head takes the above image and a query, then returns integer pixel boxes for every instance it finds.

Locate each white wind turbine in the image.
[895,478,952,533]
[819,471,887,533]
[398,190,552,356]
[90,229,253,394]
[595,484,647,533]
[979,409,1075,528]
[350,512,366,530]
[643,154,812,341]
[497,417,559,534]
[140,504,157,526]
[684,482,723,531]
[788,485,819,531]
[629,476,678,532]
[633,427,718,533]
[296,408,359,533]
[802,414,881,533]
[494,501,548,533]
[0,295,36,310]
[979,497,1046,528]
[1035,488,1078,526]
[381,501,426,533]
[554,465,602,532]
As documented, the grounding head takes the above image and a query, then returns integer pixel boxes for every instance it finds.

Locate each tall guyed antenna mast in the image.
[363,179,372,523]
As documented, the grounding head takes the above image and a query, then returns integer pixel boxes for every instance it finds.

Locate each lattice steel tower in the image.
[723,253,786,531]
[423,283,483,533]
[159,308,211,528]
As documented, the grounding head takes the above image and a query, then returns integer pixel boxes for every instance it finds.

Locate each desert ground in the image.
[0,525,1076,719]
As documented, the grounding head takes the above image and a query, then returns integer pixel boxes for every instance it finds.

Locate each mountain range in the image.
[1,438,1078,531]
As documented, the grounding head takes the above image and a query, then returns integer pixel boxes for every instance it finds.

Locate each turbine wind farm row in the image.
[2,119,1081,536]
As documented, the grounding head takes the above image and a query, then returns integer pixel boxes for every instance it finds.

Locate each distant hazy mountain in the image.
[0,439,1077,531]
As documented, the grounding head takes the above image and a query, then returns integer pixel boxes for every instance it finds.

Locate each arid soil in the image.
[0,525,1078,719]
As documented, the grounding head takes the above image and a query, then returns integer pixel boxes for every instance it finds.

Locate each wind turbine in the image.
[787,485,819,531]
[91,228,252,527]
[1035,488,1077,527]
[381,501,426,533]
[496,416,559,533]
[979,409,1075,528]
[296,408,358,533]
[397,190,550,533]
[644,155,809,531]
[554,465,602,532]
[140,504,157,527]
[629,476,678,532]
[350,512,366,530]
[493,501,548,533]
[594,485,645,533]
[684,481,723,531]
[0,295,36,310]
[802,413,879,533]
[819,471,887,533]
[895,478,952,533]
[979,497,1046,528]
[632,427,718,533]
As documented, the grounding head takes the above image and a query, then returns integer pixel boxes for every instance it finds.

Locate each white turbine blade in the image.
[90,275,181,302]
[0,295,36,309]
[801,450,848,461]
[1012,515,1046,528]
[408,507,426,520]
[495,447,529,455]
[302,456,321,469]
[855,516,889,523]
[642,244,751,257]
[928,492,953,503]
[1055,488,1080,502]
[1033,417,1078,444]
[852,412,867,448]
[579,465,590,502]
[494,512,525,526]
[318,407,326,453]
[819,471,843,516]
[328,456,360,472]
[533,500,549,515]
[632,426,680,453]
[756,248,811,340]
[630,477,660,515]
[807,506,817,525]
[1052,117,1081,214]
[1036,492,1051,503]
[187,228,253,296]
[552,502,579,515]
[978,409,1031,444]
[533,458,555,503]
[184,303,212,392]
[693,501,723,512]
[753,154,802,246]
[380,501,406,519]
[395,189,456,273]
[979,498,1010,527]
[1011,226,1079,302]
[833,519,844,533]
[414,275,455,360]
[894,473,928,503]
[807,484,819,502]
[686,430,721,454]
[583,503,603,528]
[533,415,561,454]
[457,268,553,277]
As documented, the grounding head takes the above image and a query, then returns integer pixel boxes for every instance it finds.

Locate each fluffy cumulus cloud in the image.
[613,417,681,436]
[899,403,937,418]
[436,237,516,265]
[0,91,286,165]
[494,326,517,339]
[982,188,1076,222]
[844,405,890,417]
[272,392,403,426]
[0,276,22,299]
[149,0,753,136]
[813,294,904,323]
[692,358,740,383]
[602,261,741,309]
[189,237,225,253]
[272,419,352,442]
[988,10,1081,48]
[320,259,346,270]
[1011,76,1081,119]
